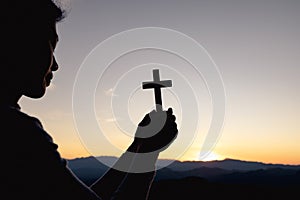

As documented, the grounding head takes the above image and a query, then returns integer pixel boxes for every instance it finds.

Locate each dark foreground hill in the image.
[67,156,300,199]
[148,176,299,200]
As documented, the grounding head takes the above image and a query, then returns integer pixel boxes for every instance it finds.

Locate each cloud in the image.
[96,117,121,123]
[48,83,56,90]
[45,110,71,120]
[105,118,118,122]
[104,88,118,97]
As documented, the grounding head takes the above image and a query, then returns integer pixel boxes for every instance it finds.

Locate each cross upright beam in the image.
[142,69,172,111]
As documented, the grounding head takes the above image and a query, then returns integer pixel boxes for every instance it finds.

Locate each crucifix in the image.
[142,69,172,111]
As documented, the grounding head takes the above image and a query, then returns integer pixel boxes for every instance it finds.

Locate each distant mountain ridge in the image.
[164,158,300,171]
[67,156,300,186]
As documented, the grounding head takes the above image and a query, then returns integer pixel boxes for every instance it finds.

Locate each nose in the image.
[51,56,59,71]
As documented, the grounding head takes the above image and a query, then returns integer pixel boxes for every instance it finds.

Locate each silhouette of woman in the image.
[1,1,178,199]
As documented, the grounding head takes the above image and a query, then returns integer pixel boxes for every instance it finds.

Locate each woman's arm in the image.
[90,108,178,199]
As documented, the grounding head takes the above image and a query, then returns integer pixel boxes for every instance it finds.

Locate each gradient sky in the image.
[20,0,300,164]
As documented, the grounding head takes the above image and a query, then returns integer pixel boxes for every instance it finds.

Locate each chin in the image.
[24,86,46,99]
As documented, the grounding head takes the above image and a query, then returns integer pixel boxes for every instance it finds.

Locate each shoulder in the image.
[1,106,64,163]
[2,106,53,141]
[2,106,40,127]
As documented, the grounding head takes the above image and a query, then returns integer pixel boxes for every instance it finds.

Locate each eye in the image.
[50,38,58,51]
[48,32,58,50]
[49,39,57,53]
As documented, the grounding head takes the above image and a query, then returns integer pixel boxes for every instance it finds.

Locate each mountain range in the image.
[66,156,300,199]
[67,156,300,186]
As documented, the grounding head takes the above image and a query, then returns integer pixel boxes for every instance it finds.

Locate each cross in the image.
[142,69,172,111]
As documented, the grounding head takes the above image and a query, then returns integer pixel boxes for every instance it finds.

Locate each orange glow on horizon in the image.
[57,144,300,165]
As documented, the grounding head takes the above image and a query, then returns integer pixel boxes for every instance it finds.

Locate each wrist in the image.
[126,141,160,172]
[127,140,141,153]
[130,152,159,172]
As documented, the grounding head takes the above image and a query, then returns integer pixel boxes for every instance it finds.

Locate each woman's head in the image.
[2,0,65,99]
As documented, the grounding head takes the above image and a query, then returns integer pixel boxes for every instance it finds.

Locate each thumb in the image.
[138,113,151,127]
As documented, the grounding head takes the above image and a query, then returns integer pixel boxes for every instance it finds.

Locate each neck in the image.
[0,88,21,108]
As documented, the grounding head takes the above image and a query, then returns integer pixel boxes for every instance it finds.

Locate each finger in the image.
[138,113,151,126]
[171,123,178,132]
[149,109,156,114]
[171,114,176,121]
[166,113,176,122]
[167,107,173,115]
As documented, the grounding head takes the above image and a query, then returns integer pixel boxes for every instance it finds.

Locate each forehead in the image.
[47,23,59,41]
[31,22,58,41]
[46,24,59,49]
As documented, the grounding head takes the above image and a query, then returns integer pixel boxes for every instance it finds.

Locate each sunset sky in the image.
[20,0,300,165]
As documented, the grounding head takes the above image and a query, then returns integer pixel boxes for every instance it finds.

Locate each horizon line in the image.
[65,155,300,166]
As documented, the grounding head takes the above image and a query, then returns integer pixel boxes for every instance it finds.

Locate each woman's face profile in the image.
[21,23,59,98]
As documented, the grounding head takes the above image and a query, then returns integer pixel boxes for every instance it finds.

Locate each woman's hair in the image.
[2,0,67,74]
[5,0,66,24]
